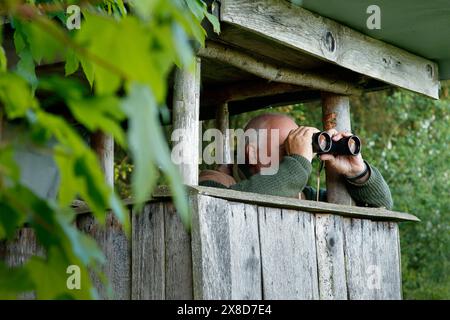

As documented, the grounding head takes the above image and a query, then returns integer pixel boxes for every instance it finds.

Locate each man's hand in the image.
[319,129,368,182]
[285,126,320,162]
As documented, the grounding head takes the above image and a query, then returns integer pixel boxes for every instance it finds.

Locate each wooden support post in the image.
[170,58,201,300]
[173,58,201,185]
[91,131,114,187]
[321,93,353,205]
[216,103,232,164]
[315,93,353,300]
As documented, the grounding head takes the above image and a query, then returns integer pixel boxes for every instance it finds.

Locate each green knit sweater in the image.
[200,154,393,209]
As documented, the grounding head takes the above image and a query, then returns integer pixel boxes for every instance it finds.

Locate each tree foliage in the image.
[0,0,219,299]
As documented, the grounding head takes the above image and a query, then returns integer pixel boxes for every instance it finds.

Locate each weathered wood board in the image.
[343,218,402,300]
[220,0,439,98]
[258,207,319,299]
[131,202,165,299]
[131,201,193,300]
[315,214,347,299]
[164,202,193,299]
[1,189,410,300]
[77,212,131,300]
[191,192,406,300]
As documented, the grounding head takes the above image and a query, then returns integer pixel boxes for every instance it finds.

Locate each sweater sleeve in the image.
[299,162,393,210]
[344,163,393,210]
[199,154,312,198]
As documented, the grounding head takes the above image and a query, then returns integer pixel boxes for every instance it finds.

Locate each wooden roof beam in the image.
[197,41,362,96]
[220,0,440,99]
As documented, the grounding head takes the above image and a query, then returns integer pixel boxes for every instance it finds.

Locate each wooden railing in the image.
[0,186,418,300]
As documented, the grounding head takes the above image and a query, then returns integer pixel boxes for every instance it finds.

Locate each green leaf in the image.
[0,203,24,240]
[17,18,67,64]
[76,13,166,100]
[65,49,80,76]
[205,11,220,34]
[16,48,38,89]
[26,248,94,300]
[67,96,127,147]
[122,84,189,227]
[0,145,21,182]
[0,73,38,119]
[33,111,130,229]
[0,262,35,299]
[0,46,7,72]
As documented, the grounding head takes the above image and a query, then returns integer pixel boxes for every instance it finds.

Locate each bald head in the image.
[245,113,297,132]
[245,113,298,150]
[243,113,298,174]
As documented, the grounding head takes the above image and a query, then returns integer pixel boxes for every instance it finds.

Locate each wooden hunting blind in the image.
[2,0,449,300]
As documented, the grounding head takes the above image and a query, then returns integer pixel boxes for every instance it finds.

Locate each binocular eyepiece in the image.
[312,132,361,156]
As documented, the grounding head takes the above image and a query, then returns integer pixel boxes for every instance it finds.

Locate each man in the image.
[199,113,393,209]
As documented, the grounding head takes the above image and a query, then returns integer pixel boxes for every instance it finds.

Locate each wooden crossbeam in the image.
[198,41,362,96]
[220,0,439,99]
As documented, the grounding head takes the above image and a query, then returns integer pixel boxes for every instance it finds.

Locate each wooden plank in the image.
[203,80,307,106]
[314,214,347,299]
[228,202,262,299]
[74,185,419,222]
[198,41,361,96]
[131,202,165,300]
[193,186,419,222]
[173,58,201,185]
[164,202,193,299]
[343,218,402,300]
[191,195,232,299]
[73,185,173,215]
[258,207,319,299]
[74,184,418,221]
[77,212,131,300]
[220,0,439,99]
[374,221,402,299]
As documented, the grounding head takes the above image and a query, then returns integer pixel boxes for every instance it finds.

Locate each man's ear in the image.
[245,143,258,165]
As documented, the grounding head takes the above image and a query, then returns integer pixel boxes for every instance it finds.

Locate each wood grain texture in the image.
[164,202,193,299]
[173,58,201,185]
[220,0,439,98]
[193,186,419,222]
[258,207,319,299]
[198,41,361,96]
[228,202,262,299]
[191,194,232,299]
[74,185,419,223]
[77,212,131,300]
[343,218,402,300]
[314,214,347,299]
[131,202,165,300]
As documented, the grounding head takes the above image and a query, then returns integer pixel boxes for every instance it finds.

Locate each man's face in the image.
[258,117,299,167]
[267,118,298,161]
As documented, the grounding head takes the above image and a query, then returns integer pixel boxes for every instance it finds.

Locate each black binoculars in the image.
[312,132,361,156]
